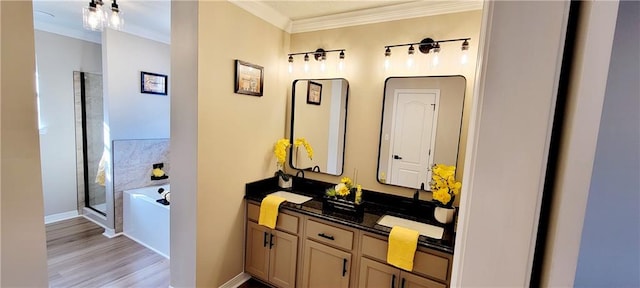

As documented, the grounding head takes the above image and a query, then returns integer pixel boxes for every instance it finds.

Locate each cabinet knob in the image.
[391,274,396,288]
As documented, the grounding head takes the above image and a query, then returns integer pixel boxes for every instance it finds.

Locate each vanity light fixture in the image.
[460,39,470,65]
[288,55,294,73]
[407,45,416,68]
[303,53,310,73]
[384,47,392,70]
[338,50,345,72]
[432,42,441,67]
[287,48,346,74]
[108,0,124,30]
[384,37,471,69]
[83,0,124,31]
[83,0,104,31]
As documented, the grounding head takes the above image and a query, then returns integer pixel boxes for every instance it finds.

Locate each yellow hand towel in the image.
[387,226,420,271]
[258,195,287,229]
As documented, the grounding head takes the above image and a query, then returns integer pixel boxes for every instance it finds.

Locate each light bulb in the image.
[109,11,123,30]
[384,47,391,70]
[83,4,104,31]
[432,53,439,67]
[460,39,470,65]
[460,52,468,65]
[107,0,124,30]
[338,50,345,72]
[320,60,326,72]
[407,45,415,68]
[288,62,293,73]
[304,62,309,73]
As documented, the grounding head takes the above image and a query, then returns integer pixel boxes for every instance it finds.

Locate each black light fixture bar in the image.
[288,49,345,57]
[384,37,470,49]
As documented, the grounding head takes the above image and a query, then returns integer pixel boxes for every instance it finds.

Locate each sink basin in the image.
[268,191,312,205]
[377,215,444,240]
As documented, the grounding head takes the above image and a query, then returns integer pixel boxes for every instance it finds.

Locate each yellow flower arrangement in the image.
[294,137,313,160]
[326,176,363,204]
[273,138,313,181]
[429,164,462,208]
[274,138,290,168]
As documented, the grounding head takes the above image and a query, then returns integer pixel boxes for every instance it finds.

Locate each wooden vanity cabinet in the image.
[245,200,453,288]
[302,218,357,288]
[245,203,299,288]
[358,233,451,288]
[358,257,445,288]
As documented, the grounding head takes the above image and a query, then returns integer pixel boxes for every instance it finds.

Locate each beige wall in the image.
[0,1,49,286]
[171,2,289,286]
[289,11,482,198]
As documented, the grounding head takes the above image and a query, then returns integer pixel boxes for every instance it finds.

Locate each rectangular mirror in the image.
[377,76,466,189]
[291,79,349,176]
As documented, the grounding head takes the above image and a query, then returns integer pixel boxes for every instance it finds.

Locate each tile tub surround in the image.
[245,177,455,254]
[113,139,170,232]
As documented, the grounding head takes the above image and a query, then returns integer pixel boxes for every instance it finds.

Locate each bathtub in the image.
[123,184,170,258]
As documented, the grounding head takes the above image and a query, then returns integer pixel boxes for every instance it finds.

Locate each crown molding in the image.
[229,0,293,33]
[291,1,484,33]
[34,22,102,44]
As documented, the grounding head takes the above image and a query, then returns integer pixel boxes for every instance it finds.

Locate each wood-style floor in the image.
[46,217,170,287]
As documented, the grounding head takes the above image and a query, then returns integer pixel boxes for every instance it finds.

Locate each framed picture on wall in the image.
[141,71,168,95]
[307,81,322,105]
[235,60,264,96]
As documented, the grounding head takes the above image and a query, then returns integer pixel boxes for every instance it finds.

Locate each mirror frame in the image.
[375,75,466,190]
[289,78,350,176]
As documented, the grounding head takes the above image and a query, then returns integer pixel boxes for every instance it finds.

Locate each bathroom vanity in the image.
[245,177,454,288]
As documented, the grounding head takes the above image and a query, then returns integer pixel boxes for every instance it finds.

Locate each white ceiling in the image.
[32,0,481,44]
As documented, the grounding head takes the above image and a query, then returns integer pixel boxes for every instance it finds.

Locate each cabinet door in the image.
[246,221,270,281]
[302,239,351,288]
[269,230,298,288]
[358,257,400,288]
[400,272,446,288]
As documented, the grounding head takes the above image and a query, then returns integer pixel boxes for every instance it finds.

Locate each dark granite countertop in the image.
[245,176,455,254]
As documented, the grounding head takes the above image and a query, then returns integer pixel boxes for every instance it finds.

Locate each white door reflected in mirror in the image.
[377,76,466,190]
[388,89,439,188]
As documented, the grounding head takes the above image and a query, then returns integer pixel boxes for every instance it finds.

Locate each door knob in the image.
[393,155,403,160]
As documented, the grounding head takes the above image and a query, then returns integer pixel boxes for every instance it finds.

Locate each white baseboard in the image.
[80,214,121,238]
[123,233,170,259]
[219,272,251,288]
[102,228,122,238]
[45,210,80,224]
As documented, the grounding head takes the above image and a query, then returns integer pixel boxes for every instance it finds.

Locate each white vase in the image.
[278,175,292,189]
[434,206,456,224]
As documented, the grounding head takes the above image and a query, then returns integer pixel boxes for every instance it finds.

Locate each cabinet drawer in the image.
[361,234,450,282]
[306,219,354,251]
[247,202,299,234]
